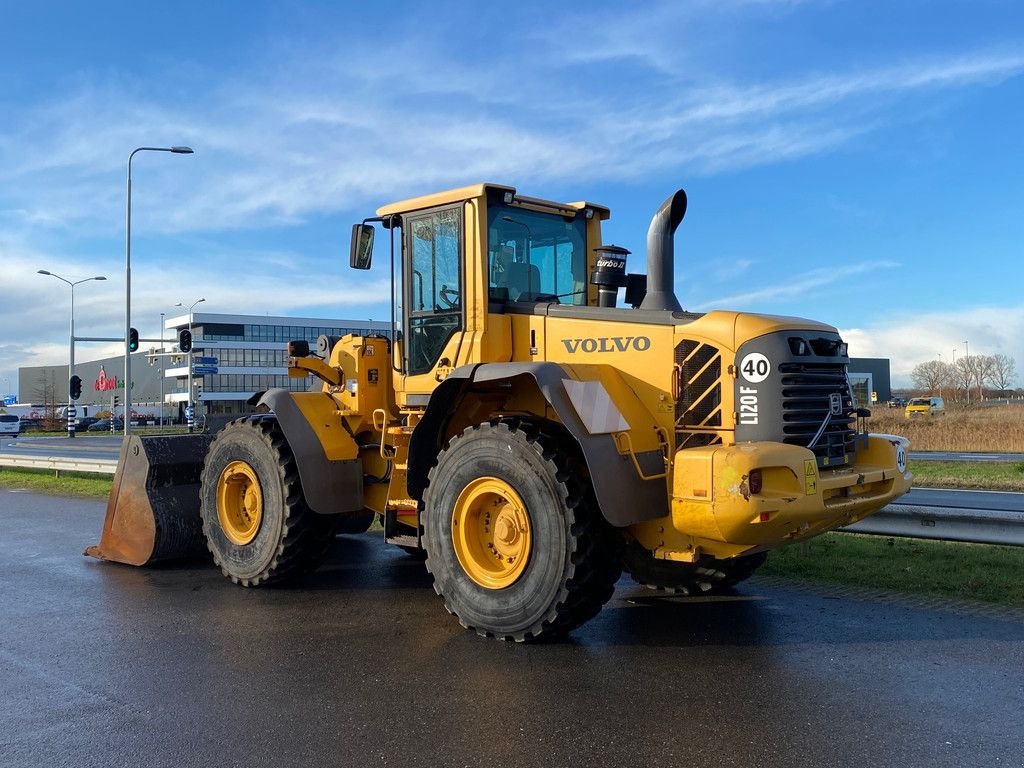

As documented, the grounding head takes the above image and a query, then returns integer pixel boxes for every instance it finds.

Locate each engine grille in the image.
[779,362,856,466]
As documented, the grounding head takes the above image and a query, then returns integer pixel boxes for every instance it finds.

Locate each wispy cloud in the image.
[1,5,1023,383]
[712,258,756,282]
[1,33,1021,240]
[696,260,900,309]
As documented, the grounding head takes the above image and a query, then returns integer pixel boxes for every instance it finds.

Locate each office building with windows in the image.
[162,312,390,417]
[16,313,389,422]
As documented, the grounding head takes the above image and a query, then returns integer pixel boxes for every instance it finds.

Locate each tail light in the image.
[748,469,763,495]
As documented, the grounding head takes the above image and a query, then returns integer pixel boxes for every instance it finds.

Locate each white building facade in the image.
[161,312,390,418]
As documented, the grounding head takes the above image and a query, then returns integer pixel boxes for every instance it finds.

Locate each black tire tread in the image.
[423,419,623,642]
[200,416,338,587]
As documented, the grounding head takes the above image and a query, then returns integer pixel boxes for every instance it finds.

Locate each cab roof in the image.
[376,183,611,220]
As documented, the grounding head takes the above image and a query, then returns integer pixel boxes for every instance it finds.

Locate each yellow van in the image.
[904,396,945,419]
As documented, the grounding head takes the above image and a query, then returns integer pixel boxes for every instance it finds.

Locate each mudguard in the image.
[256,389,364,515]
[408,362,668,527]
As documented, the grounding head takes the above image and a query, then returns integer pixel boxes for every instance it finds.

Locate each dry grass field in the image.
[868,403,1024,452]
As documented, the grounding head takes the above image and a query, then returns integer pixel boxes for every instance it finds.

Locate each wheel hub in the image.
[451,477,531,590]
[217,460,264,546]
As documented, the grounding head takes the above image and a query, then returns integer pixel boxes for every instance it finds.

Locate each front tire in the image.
[423,421,622,642]
[200,417,338,586]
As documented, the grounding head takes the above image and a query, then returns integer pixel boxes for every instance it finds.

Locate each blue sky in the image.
[1,0,1022,395]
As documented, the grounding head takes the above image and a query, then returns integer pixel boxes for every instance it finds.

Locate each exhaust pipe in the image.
[639,189,687,312]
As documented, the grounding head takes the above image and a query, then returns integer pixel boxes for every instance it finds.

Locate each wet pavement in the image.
[1,489,1022,768]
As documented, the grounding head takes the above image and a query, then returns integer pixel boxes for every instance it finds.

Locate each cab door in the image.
[400,203,465,398]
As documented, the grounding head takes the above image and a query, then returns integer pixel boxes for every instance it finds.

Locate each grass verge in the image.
[0,468,112,499]
[908,460,1024,490]
[762,532,1024,606]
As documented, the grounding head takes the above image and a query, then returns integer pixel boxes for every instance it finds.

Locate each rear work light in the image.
[748,469,763,495]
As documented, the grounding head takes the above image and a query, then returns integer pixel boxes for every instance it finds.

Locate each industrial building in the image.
[17,312,390,422]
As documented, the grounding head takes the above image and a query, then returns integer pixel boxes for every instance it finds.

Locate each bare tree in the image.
[910,360,947,394]
[31,371,61,428]
[953,357,976,403]
[987,354,1017,396]
[975,355,995,401]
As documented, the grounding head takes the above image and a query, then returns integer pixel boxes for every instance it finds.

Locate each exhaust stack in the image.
[639,189,687,312]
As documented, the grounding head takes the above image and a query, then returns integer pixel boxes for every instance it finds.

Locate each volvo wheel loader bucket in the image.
[85,434,215,566]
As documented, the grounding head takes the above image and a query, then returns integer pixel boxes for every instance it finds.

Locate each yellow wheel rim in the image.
[217,460,263,546]
[451,476,531,590]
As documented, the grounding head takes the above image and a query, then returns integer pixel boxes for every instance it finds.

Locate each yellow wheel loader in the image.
[86,183,911,641]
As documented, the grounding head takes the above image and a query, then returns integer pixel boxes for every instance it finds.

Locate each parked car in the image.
[87,418,124,432]
[886,397,906,409]
[905,396,945,419]
[0,413,20,437]
[75,416,100,430]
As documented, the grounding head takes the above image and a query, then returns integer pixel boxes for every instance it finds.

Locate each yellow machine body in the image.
[89,180,910,589]
[280,183,910,563]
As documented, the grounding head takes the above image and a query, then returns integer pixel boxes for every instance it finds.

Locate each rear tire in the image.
[423,420,623,642]
[623,540,767,595]
[200,417,338,586]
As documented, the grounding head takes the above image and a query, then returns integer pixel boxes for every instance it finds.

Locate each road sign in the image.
[192,366,219,375]
[185,406,194,419]
[193,356,218,365]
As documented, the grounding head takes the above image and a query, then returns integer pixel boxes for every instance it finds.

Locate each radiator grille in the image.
[779,362,856,466]
[675,340,722,447]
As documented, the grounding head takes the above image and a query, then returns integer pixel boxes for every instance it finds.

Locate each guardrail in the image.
[843,504,1024,547]
[0,453,117,476]
[1,452,1021,547]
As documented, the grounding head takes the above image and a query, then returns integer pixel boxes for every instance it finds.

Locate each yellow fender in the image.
[256,389,364,515]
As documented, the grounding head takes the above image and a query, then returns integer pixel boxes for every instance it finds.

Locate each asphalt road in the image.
[2,491,1022,768]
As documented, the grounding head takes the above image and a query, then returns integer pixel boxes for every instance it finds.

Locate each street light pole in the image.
[159,312,165,427]
[176,298,205,432]
[37,271,107,437]
[963,340,970,405]
[125,145,194,437]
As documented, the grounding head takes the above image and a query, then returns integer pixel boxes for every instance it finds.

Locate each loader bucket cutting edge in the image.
[84,434,215,566]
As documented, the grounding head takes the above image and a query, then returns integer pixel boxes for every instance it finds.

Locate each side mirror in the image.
[350,223,375,269]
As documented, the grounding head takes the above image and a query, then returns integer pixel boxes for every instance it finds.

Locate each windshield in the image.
[908,399,930,406]
[486,204,588,305]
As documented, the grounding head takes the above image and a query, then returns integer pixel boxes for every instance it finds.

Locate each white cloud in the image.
[841,306,1024,388]
[0,238,391,393]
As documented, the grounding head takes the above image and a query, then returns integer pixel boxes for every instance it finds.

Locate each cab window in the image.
[486,204,587,304]
[405,205,462,375]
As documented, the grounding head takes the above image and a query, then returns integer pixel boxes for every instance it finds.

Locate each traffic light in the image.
[113,395,120,409]
[128,327,139,352]
[69,375,82,401]
[179,329,192,353]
